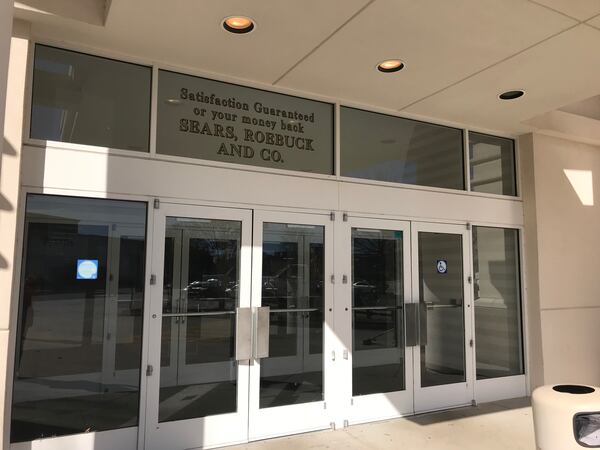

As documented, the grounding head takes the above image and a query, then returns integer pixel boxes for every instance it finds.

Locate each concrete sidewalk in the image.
[229,397,535,450]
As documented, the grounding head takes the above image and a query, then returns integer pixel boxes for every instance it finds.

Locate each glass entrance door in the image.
[339,218,474,423]
[145,204,252,450]
[338,217,413,425]
[144,207,473,449]
[411,222,473,412]
[248,210,334,441]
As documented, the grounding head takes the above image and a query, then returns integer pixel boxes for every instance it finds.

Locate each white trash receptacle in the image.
[532,384,600,450]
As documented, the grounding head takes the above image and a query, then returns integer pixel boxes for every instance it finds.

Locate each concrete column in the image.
[0,0,13,174]
[520,131,600,389]
[518,133,545,391]
[0,20,31,450]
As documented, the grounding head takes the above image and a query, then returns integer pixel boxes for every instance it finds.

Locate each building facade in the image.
[1,2,600,450]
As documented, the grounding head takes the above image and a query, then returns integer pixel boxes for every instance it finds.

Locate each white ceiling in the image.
[13,0,600,136]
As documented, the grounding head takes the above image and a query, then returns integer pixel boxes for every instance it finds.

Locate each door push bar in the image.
[254,306,270,359]
[404,302,429,347]
[235,306,270,361]
[405,303,418,347]
[235,307,252,361]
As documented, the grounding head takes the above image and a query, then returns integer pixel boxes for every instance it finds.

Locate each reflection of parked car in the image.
[353,279,378,307]
[263,264,299,292]
[261,264,324,309]
[262,264,301,309]
[184,269,238,312]
[353,279,399,309]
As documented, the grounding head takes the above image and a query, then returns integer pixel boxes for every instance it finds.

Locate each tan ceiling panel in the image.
[587,14,600,28]
[21,0,369,83]
[530,0,600,21]
[15,0,107,26]
[404,25,600,134]
[278,0,575,110]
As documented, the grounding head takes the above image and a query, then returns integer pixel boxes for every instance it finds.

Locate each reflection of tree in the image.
[353,237,399,306]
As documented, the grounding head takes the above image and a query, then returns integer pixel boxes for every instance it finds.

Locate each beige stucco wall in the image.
[521,132,600,388]
[0,20,30,450]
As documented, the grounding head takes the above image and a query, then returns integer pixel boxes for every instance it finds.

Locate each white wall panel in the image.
[21,146,524,228]
[339,180,523,226]
[20,146,340,212]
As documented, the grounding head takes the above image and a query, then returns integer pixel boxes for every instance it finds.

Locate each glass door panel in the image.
[249,212,333,441]
[159,218,240,422]
[417,232,465,387]
[352,228,405,396]
[340,218,413,425]
[146,205,251,450]
[259,222,324,409]
[411,222,473,413]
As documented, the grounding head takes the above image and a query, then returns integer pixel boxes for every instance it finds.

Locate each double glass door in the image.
[338,218,473,424]
[145,205,252,450]
[145,205,333,450]
[145,204,472,450]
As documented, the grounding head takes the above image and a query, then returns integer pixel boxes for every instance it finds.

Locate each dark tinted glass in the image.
[31,45,151,152]
[259,223,324,408]
[341,107,464,190]
[418,232,465,387]
[352,229,405,396]
[473,227,523,379]
[11,195,147,443]
[469,132,516,196]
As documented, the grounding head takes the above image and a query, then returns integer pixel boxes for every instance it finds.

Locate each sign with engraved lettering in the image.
[157,70,334,174]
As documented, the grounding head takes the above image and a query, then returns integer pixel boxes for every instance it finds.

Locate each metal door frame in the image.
[144,203,253,450]
[410,221,474,413]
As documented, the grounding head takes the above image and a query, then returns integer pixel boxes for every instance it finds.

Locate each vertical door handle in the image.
[235,307,252,361]
[405,303,418,347]
[254,306,270,359]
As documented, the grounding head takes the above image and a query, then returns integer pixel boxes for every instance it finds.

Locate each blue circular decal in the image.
[77,260,98,280]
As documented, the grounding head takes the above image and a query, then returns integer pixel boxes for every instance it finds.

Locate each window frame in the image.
[8,188,154,444]
[468,131,518,197]
[22,40,522,201]
[339,105,466,192]
[30,43,154,153]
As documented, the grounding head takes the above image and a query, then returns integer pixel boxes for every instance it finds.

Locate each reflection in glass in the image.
[469,132,516,196]
[259,223,324,408]
[11,195,147,443]
[418,232,465,387]
[352,229,405,396]
[158,218,240,423]
[30,45,151,152]
[473,227,523,379]
[341,107,464,190]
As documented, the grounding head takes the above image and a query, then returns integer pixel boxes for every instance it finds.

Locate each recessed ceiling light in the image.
[499,90,525,100]
[377,59,405,73]
[223,16,255,34]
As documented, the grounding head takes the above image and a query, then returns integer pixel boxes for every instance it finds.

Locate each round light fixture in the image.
[223,16,255,34]
[377,59,405,73]
[499,90,525,100]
